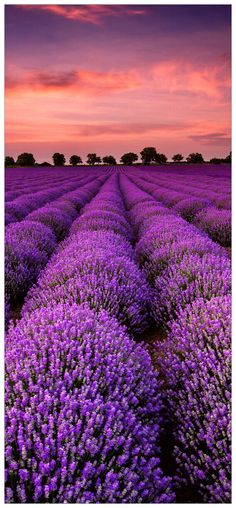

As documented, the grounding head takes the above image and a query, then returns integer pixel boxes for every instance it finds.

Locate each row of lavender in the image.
[149,170,229,205]
[5,166,93,196]
[119,175,231,502]
[5,167,231,502]
[128,171,231,247]
[5,175,174,503]
[131,164,231,208]
[5,171,101,226]
[5,172,79,201]
[5,172,107,326]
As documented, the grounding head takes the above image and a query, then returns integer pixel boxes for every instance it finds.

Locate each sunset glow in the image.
[5,4,231,162]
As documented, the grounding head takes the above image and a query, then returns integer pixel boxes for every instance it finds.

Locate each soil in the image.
[138,325,203,503]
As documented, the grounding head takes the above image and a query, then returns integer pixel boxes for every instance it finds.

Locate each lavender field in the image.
[5,164,231,503]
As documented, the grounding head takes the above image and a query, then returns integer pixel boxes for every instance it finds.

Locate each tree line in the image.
[5,148,231,167]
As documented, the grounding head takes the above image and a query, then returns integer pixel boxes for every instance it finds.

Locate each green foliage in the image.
[172,153,184,162]
[140,147,158,164]
[102,155,117,165]
[155,153,168,164]
[70,155,83,166]
[87,153,102,165]
[225,152,231,163]
[52,153,66,166]
[186,152,204,163]
[16,153,35,167]
[210,158,221,165]
[120,152,138,165]
[5,156,15,167]
[210,153,231,164]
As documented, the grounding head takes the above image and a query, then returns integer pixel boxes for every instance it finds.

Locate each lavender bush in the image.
[143,236,225,281]
[57,229,135,260]
[135,216,199,267]
[23,251,150,334]
[5,166,231,503]
[5,303,174,503]
[70,210,133,241]
[152,253,231,327]
[173,197,211,222]
[195,208,231,247]
[163,296,231,502]
[26,206,74,241]
[5,221,56,305]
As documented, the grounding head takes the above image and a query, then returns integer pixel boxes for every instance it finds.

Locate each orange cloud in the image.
[6,68,142,96]
[20,5,146,25]
[5,119,198,144]
[151,59,230,99]
[5,116,231,160]
[6,56,230,104]
[68,121,195,138]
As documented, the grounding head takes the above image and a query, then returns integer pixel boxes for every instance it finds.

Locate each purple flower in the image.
[23,251,150,334]
[195,208,231,247]
[5,221,56,305]
[152,253,231,327]
[26,206,74,241]
[162,296,231,502]
[174,197,211,222]
[5,303,174,503]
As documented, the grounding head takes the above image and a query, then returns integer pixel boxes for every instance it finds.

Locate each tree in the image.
[210,158,221,165]
[140,147,158,164]
[120,152,138,165]
[70,155,83,166]
[87,153,101,165]
[186,152,204,163]
[172,154,184,162]
[102,155,117,165]
[38,161,52,166]
[225,152,231,163]
[5,156,15,167]
[52,153,66,166]
[155,153,168,164]
[16,153,35,166]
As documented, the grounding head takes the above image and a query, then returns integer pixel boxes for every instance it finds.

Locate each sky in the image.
[5,4,231,163]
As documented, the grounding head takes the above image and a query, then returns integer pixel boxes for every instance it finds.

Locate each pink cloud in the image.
[5,120,193,143]
[6,54,231,105]
[7,117,211,146]
[68,121,195,138]
[151,59,230,99]
[20,5,146,25]
[6,68,142,96]
[189,132,231,146]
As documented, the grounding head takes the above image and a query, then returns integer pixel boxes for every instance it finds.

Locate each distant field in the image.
[5,164,231,503]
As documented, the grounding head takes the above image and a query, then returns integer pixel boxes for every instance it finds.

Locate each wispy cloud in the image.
[151,58,230,100]
[20,4,146,25]
[189,132,231,145]
[7,55,230,102]
[6,68,142,96]
[5,119,197,144]
[68,121,194,138]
